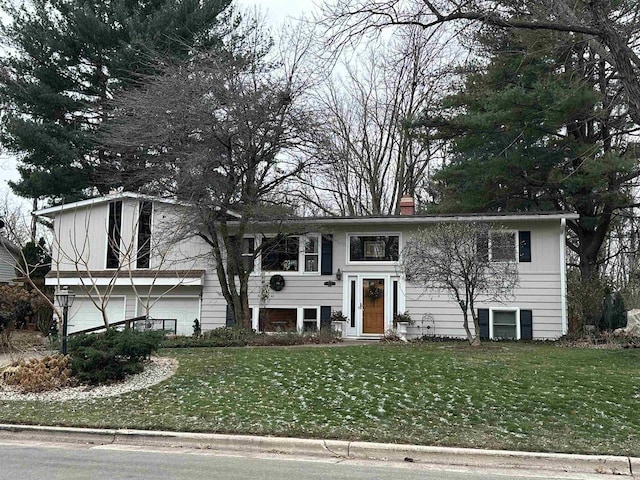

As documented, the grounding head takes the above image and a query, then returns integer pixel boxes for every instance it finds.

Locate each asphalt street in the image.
[0,440,614,480]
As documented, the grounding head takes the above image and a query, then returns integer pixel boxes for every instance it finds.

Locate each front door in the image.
[362,279,385,334]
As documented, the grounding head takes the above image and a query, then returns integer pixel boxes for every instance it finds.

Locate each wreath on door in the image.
[367,283,383,300]
[269,274,286,291]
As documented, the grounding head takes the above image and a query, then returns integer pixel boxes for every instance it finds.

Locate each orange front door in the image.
[362,279,385,334]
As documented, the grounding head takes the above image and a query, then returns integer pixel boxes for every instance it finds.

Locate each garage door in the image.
[138,297,200,336]
[68,296,126,334]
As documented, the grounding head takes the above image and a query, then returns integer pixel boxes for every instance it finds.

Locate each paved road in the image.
[0,441,609,480]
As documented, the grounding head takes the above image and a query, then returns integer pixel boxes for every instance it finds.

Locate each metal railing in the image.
[69,315,177,336]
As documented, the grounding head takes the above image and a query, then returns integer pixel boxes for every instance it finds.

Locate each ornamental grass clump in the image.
[2,354,72,393]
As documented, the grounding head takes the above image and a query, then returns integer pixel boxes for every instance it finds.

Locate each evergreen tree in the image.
[0,0,231,205]
[430,30,638,281]
[20,237,51,279]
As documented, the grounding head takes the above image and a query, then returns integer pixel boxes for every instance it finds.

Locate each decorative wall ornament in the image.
[269,274,286,291]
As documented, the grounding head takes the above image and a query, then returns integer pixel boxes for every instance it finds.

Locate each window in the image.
[241,237,255,272]
[349,235,399,262]
[304,237,319,272]
[259,308,297,332]
[491,310,519,339]
[477,230,517,262]
[303,308,318,331]
[262,236,299,272]
[136,201,152,269]
[106,201,122,269]
[490,231,517,262]
[261,235,321,273]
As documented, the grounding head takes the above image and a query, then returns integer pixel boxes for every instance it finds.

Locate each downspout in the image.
[560,218,568,335]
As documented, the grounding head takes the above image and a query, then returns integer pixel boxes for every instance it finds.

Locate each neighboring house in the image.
[0,235,19,285]
[35,192,578,340]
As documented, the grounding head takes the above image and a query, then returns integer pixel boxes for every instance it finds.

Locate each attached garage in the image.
[68,296,126,334]
[137,297,201,336]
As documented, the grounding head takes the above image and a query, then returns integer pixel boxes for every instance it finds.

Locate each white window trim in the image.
[345,232,402,266]
[301,235,321,275]
[489,307,521,340]
[300,306,321,331]
[258,234,322,275]
[489,230,519,263]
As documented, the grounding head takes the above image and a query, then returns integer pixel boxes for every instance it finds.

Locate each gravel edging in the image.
[0,356,178,402]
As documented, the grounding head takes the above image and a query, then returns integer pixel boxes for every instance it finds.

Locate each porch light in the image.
[336,268,342,281]
[55,287,75,355]
[55,286,76,308]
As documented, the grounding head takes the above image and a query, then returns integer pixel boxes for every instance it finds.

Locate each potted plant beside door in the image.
[393,311,413,341]
[330,310,348,336]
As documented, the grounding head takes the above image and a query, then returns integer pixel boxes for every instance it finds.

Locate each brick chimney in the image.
[399,195,415,215]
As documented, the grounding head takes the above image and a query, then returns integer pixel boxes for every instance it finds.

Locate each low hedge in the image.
[160,327,341,349]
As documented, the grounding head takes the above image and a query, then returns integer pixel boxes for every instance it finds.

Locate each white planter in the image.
[395,321,409,341]
[332,320,346,336]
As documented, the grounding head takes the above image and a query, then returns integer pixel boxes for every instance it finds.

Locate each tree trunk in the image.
[461,306,477,346]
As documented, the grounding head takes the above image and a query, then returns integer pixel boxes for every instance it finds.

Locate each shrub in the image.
[192,318,201,337]
[160,326,342,348]
[247,329,342,346]
[67,329,163,385]
[567,273,607,333]
[203,326,254,346]
[600,291,626,331]
[161,327,254,348]
[2,354,72,393]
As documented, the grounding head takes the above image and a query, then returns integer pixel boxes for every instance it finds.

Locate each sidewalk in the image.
[0,424,636,477]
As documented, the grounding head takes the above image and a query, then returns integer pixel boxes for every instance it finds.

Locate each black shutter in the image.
[320,306,332,329]
[519,231,531,262]
[321,234,333,275]
[476,231,489,262]
[478,308,489,340]
[225,305,235,327]
[520,309,533,340]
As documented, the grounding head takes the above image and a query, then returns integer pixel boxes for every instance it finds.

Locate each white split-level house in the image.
[35,192,578,340]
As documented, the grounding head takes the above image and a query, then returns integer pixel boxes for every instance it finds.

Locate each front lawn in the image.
[1,343,639,455]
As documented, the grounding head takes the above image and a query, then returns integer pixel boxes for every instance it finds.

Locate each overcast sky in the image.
[0,0,320,206]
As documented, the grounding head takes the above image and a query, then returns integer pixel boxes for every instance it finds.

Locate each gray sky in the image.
[0,0,319,206]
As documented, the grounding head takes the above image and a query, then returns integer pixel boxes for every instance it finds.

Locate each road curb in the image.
[0,423,637,476]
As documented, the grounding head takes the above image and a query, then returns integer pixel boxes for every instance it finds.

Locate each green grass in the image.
[1,343,639,456]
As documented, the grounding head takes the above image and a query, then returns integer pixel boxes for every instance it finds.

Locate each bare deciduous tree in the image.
[297,26,448,215]
[321,0,640,126]
[401,222,519,345]
[100,14,319,328]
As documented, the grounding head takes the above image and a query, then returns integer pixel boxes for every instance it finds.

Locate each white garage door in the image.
[138,297,200,336]
[68,296,126,334]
